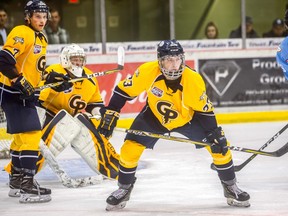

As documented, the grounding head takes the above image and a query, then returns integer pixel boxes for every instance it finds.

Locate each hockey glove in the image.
[98,107,120,138]
[45,71,73,92]
[206,126,228,155]
[12,75,35,100]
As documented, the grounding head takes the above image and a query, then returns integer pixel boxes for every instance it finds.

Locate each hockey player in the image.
[98,39,250,211]
[276,10,288,80]
[37,44,119,180]
[0,0,69,203]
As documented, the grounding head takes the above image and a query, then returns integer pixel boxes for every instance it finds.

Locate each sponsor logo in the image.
[200,60,240,97]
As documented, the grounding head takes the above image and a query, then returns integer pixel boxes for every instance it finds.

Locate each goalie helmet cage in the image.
[0,107,11,159]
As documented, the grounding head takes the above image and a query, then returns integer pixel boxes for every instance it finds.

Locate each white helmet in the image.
[60,44,86,77]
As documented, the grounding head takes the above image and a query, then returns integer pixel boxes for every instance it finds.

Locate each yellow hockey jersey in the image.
[0,25,47,87]
[39,64,103,116]
[117,61,214,130]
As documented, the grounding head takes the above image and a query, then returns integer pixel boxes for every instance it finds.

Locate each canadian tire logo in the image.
[200,60,240,96]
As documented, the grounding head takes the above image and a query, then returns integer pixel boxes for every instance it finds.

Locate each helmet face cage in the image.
[24,0,49,19]
[157,39,185,80]
[60,44,86,77]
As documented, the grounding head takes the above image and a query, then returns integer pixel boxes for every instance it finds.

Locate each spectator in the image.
[229,16,259,38]
[0,7,11,45]
[43,8,69,44]
[263,18,287,38]
[204,21,219,39]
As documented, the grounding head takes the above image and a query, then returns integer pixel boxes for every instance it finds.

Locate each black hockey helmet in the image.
[24,0,49,18]
[157,39,185,80]
[157,39,184,59]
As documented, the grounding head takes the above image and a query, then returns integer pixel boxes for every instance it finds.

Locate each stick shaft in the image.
[115,127,288,157]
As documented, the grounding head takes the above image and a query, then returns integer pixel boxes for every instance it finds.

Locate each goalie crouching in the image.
[37,44,119,180]
[6,44,119,195]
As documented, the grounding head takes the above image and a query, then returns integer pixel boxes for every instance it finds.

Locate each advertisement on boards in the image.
[199,57,288,107]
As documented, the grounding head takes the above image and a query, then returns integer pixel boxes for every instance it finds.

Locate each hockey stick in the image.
[40,142,104,188]
[36,46,125,91]
[210,123,288,171]
[114,128,288,157]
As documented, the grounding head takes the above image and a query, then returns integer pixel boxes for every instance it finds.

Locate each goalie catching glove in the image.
[206,126,228,155]
[12,75,34,100]
[98,107,120,138]
[44,70,73,92]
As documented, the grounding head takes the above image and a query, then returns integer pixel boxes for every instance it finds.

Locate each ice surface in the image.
[1,121,288,216]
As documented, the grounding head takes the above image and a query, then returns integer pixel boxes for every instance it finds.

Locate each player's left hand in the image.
[12,75,35,100]
[97,107,120,139]
[206,126,228,155]
[45,71,72,92]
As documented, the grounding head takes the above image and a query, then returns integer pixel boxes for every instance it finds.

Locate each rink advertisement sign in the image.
[199,57,288,107]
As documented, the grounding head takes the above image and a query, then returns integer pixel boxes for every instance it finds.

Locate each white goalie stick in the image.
[35,46,125,91]
[40,142,104,188]
[114,128,288,157]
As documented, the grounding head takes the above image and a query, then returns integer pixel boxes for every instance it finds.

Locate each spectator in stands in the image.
[229,16,259,38]
[204,22,219,39]
[0,7,11,45]
[43,8,69,44]
[263,18,287,38]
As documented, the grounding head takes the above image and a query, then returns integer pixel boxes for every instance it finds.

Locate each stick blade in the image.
[117,46,125,68]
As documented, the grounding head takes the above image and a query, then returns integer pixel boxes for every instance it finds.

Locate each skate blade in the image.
[227,198,250,207]
[106,201,127,211]
[19,194,52,203]
[8,189,21,197]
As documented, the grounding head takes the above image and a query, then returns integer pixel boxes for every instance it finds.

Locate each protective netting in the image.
[0,107,11,159]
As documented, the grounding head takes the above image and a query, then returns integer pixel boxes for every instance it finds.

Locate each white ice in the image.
[1,121,288,216]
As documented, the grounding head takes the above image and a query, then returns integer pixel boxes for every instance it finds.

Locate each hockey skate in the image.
[106,178,136,211]
[221,179,250,207]
[19,175,51,203]
[9,173,22,197]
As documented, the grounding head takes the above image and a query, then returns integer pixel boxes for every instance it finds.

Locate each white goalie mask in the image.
[60,44,86,77]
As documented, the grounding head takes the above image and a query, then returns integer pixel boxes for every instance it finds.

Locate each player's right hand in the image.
[206,126,228,155]
[97,107,120,139]
[45,71,73,92]
[12,75,35,100]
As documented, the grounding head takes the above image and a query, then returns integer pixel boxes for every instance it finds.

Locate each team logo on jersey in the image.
[13,36,24,45]
[157,101,178,124]
[37,55,46,73]
[34,45,42,54]
[135,69,140,77]
[200,91,213,111]
[69,95,87,115]
[151,87,163,97]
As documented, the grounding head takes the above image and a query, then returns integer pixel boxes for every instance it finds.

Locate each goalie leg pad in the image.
[72,114,119,179]
[42,109,81,157]
[37,110,81,172]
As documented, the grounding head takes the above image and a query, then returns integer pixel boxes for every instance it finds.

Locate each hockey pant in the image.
[117,139,234,185]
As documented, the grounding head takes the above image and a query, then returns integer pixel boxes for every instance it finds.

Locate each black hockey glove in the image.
[12,75,35,100]
[97,107,120,138]
[45,71,73,92]
[206,126,228,155]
